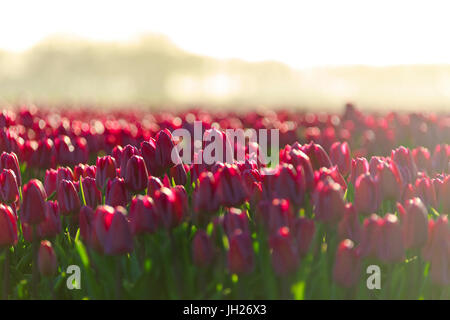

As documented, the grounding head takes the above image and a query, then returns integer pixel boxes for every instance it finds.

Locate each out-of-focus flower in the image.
[431,144,449,174]
[0,204,17,247]
[269,226,299,275]
[192,230,215,267]
[129,195,159,235]
[333,239,361,288]
[398,198,428,249]
[376,214,405,263]
[227,229,254,274]
[359,214,381,258]
[391,146,417,185]
[300,142,332,170]
[214,164,248,208]
[312,178,346,224]
[38,240,58,276]
[354,173,379,215]
[349,157,369,186]
[288,148,315,191]
[38,201,61,239]
[22,179,47,225]
[292,217,315,256]
[44,169,58,196]
[257,198,294,234]
[81,177,102,209]
[154,187,185,230]
[376,160,403,202]
[95,155,117,190]
[329,141,351,176]
[222,207,249,238]
[338,203,362,243]
[414,176,438,209]
[105,177,128,207]
[169,163,188,186]
[412,147,432,174]
[273,164,306,207]
[57,179,81,216]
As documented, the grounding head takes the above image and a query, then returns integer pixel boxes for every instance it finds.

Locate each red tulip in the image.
[398,198,428,249]
[147,176,164,196]
[44,168,58,196]
[95,155,117,190]
[354,173,379,215]
[293,217,315,256]
[338,203,362,243]
[0,151,21,186]
[169,163,187,186]
[0,169,19,203]
[192,230,215,267]
[154,187,185,230]
[414,176,438,209]
[129,195,159,235]
[155,129,176,175]
[431,144,449,174]
[124,155,148,192]
[269,226,299,275]
[214,164,247,208]
[257,198,294,234]
[273,164,306,207]
[359,214,381,258]
[329,141,351,176]
[105,177,128,207]
[376,160,403,202]
[312,177,346,224]
[300,142,332,171]
[0,204,17,247]
[349,157,369,186]
[56,166,74,190]
[81,177,102,209]
[391,146,417,185]
[38,201,62,239]
[57,179,81,216]
[222,207,249,238]
[38,240,58,276]
[227,229,254,274]
[314,166,347,191]
[140,139,158,175]
[333,239,361,288]
[412,147,432,174]
[79,206,95,245]
[119,144,140,178]
[376,214,405,263]
[22,179,47,225]
[288,148,315,191]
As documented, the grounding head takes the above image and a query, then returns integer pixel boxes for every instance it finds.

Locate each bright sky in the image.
[1,0,450,68]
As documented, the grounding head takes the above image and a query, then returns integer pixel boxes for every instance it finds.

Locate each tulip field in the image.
[0,104,448,300]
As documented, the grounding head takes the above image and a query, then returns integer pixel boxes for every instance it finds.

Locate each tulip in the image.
[44,169,58,196]
[0,169,19,204]
[57,179,81,216]
[29,139,54,169]
[391,146,417,185]
[193,172,219,222]
[214,164,248,208]
[105,177,128,207]
[124,155,148,192]
[349,157,369,186]
[431,144,449,174]
[227,229,254,274]
[222,208,249,238]
[314,166,347,191]
[333,239,361,288]
[398,198,428,249]
[95,205,133,255]
[154,187,185,230]
[129,195,159,235]
[369,156,385,177]
[80,177,102,209]
[79,206,94,245]
[147,176,164,196]
[376,160,403,202]
[412,147,432,174]
[269,226,299,275]
[95,155,117,190]
[414,176,438,209]
[288,148,315,191]
[300,142,332,170]
[192,230,215,267]
[38,201,61,239]
[140,139,158,175]
[38,240,58,276]
[155,129,176,175]
[273,164,306,207]
[0,152,21,186]
[292,217,315,256]
[354,173,379,215]
[169,163,188,186]
[376,214,405,263]
[359,214,381,258]
[422,215,449,286]
[56,166,74,190]
[22,179,47,225]
[257,198,294,234]
[312,178,346,224]
[338,203,362,243]
[329,141,351,176]
[119,144,140,178]
[0,204,17,247]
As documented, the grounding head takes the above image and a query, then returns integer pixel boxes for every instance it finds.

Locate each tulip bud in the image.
[338,203,362,243]
[79,206,94,245]
[222,208,249,238]
[154,187,185,230]
[354,173,379,215]
[95,155,117,190]
[414,176,438,209]
[314,166,347,191]
[192,230,215,267]
[412,147,432,174]
[288,149,315,191]
[257,198,294,234]
[0,151,21,186]
[119,144,140,178]
[105,177,128,207]
[398,198,428,249]
[359,214,381,258]
[376,160,403,202]
[300,142,332,170]
[333,239,361,288]
[38,201,61,239]
[329,141,351,176]
[312,178,346,224]
[431,144,449,174]
[214,164,248,208]
[227,229,254,274]
[0,204,17,247]
[124,155,148,192]
[44,168,58,196]
[169,163,187,186]
[376,214,405,263]
[155,129,176,175]
[129,195,159,235]
[29,138,54,169]
[81,177,102,209]
[56,166,74,190]
[38,240,58,276]
[391,146,417,185]
[273,164,306,207]
[57,179,81,216]
[22,179,47,225]
[349,157,369,186]
[147,176,164,196]
[0,169,19,203]
[269,226,299,275]
[293,217,315,256]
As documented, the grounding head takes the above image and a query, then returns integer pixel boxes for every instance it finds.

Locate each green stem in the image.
[115,257,122,299]
[32,226,39,299]
[2,248,10,300]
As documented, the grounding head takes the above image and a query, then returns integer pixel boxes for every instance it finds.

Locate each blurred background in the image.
[1,0,450,111]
